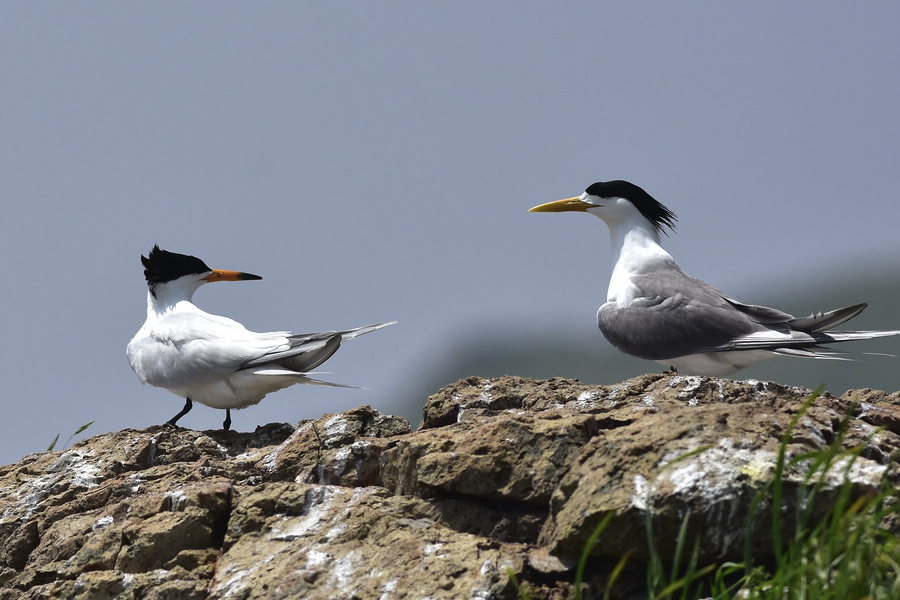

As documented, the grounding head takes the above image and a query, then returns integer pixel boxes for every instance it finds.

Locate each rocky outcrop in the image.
[1,374,898,599]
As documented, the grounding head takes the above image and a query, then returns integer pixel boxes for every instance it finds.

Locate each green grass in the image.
[46,421,95,452]
[511,389,900,599]
[727,389,900,600]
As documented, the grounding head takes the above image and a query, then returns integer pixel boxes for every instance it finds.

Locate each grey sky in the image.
[2,4,899,465]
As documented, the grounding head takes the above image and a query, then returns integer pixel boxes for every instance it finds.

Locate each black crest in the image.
[141,245,212,285]
[584,180,678,235]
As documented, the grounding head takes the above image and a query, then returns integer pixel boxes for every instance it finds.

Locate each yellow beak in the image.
[528,197,594,213]
[203,269,262,282]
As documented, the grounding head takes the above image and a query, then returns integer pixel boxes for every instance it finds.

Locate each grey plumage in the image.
[597,259,888,362]
[239,323,392,372]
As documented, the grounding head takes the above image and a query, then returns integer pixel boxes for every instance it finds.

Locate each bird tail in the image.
[771,329,900,360]
[782,303,900,357]
[337,321,397,340]
[772,346,851,360]
[773,330,900,360]
[816,329,900,343]
[251,369,361,388]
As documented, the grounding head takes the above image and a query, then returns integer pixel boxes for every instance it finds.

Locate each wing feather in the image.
[599,267,762,360]
[597,265,893,361]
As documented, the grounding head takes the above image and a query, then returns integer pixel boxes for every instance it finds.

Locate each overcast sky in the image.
[2,4,899,466]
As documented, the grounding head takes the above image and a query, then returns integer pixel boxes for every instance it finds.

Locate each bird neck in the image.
[606,219,673,306]
[146,279,200,315]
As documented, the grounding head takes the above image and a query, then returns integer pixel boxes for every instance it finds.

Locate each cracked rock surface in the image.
[1,375,899,599]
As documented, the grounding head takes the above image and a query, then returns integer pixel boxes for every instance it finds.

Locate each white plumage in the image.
[127,246,394,429]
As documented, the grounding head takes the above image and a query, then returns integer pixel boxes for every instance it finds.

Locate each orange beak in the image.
[202,269,262,283]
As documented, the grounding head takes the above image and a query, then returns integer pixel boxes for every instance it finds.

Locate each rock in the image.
[381,411,598,505]
[533,376,900,562]
[254,405,409,485]
[210,482,525,600]
[1,377,899,599]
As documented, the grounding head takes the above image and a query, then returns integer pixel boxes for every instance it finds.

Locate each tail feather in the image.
[772,346,851,360]
[251,369,359,388]
[768,330,900,362]
[338,321,397,340]
[724,328,900,354]
[818,329,900,343]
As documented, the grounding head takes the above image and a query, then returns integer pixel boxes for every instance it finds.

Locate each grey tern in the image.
[530,180,900,375]
[127,246,395,430]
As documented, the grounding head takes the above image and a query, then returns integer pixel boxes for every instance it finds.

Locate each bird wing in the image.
[239,321,397,372]
[598,267,769,361]
[239,333,342,371]
[786,303,867,333]
[722,297,794,323]
[598,265,892,361]
[712,301,889,351]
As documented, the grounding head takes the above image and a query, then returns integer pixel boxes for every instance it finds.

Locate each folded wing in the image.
[598,264,898,361]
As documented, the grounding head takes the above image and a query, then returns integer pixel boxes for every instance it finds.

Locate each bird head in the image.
[140,245,262,299]
[529,180,677,237]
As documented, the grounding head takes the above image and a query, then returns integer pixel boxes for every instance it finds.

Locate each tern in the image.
[127,245,395,430]
[530,180,900,376]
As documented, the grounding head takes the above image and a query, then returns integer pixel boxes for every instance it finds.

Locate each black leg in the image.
[167,398,193,427]
[223,409,232,431]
